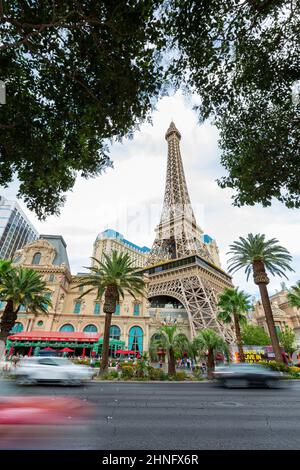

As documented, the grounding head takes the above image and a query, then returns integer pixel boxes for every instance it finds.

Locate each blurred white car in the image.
[12,356,94,385]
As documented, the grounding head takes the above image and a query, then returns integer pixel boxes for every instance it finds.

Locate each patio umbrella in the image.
[116,350,136,355]
[41,347,55,351]
[59,348,74,353]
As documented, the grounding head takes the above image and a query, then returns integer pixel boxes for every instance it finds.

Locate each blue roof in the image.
[96,229,150,253]
[203,234,213,244]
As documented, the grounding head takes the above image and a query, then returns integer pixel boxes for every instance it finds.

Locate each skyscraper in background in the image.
[0,196,39,260]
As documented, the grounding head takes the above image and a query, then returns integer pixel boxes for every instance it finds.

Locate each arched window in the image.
[59,324,75,332]
[151,333,161,342]
[83,324,98,333]
[32,252,41,265]
[128,326,143,353]
[10,322,23,333]
[110,325,121,340]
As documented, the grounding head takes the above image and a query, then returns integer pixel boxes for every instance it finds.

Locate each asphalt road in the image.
[1,379,300,450]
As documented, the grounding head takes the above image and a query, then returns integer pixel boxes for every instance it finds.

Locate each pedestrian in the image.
[90,357,95,367]
[159,359,163,369]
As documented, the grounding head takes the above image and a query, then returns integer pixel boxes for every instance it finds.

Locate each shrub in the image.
[148,368,162,380]
[100,373,111,380]
[72,359,90,366]
[174,371,187,381]
[120,362,134,370]
[109,370,119,379]
[158,371,168,381]
[259,360,289,373]
[192,366,202,379]
[148,368,168,380]
[135,368,146,378]
[121,365,135,378]
[289,366,300,375]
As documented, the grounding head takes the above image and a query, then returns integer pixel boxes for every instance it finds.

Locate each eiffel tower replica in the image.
[144,122,234,341]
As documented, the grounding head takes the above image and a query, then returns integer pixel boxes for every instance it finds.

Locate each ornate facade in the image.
[2,235,190,354]
[251,288,300,347]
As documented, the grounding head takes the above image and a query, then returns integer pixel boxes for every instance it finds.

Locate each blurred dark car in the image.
[213,363,284,388]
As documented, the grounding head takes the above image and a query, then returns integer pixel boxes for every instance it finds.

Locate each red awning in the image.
[116,350,137,355]
[7,331,101,343]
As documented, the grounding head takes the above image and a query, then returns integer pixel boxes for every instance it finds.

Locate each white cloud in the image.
[1,90,299,296]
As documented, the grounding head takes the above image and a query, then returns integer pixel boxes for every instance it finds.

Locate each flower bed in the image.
[259,360,300,378]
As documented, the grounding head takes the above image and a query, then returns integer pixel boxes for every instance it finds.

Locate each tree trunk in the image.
[253,260,283,363]
[100,312,113,373]
[168,348,176,376]
[233,312,245,362]
[0,300,17,344]
[100,285,118,374]
[207,348,215,379]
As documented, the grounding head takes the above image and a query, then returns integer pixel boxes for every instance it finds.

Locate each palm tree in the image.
[217,287,252,363]
[193,328,228,379]
[0,267,52,343]
[0,260,13,280]
[287,281,300,309]
[76,250,145,373]
[227,233,294,363]
[149,323,189,375]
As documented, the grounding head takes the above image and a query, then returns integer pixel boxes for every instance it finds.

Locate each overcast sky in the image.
[1,90,299,297]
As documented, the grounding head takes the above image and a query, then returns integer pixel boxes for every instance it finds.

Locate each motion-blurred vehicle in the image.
[0,396,94,449]
[12,356,94,385]
[213,363,284,388]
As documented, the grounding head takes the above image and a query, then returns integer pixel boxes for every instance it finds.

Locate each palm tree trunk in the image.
[207,348,215,379]
[233,312,245,362]
[0,300,17,344]
[100,285,118,374]
[168,348,176,376]
[100,312,113,373]
[253,260,283,363]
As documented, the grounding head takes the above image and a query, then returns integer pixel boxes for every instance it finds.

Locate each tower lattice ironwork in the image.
[145,122,234,342]
[147,122,215,265]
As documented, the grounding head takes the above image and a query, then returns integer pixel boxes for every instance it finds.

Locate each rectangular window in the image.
[94,302,101,315]
[275,325,281,334]
[115,303,120,315]
[43,292,52,311]
[74,301,81,314]
[134,304,140,316]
